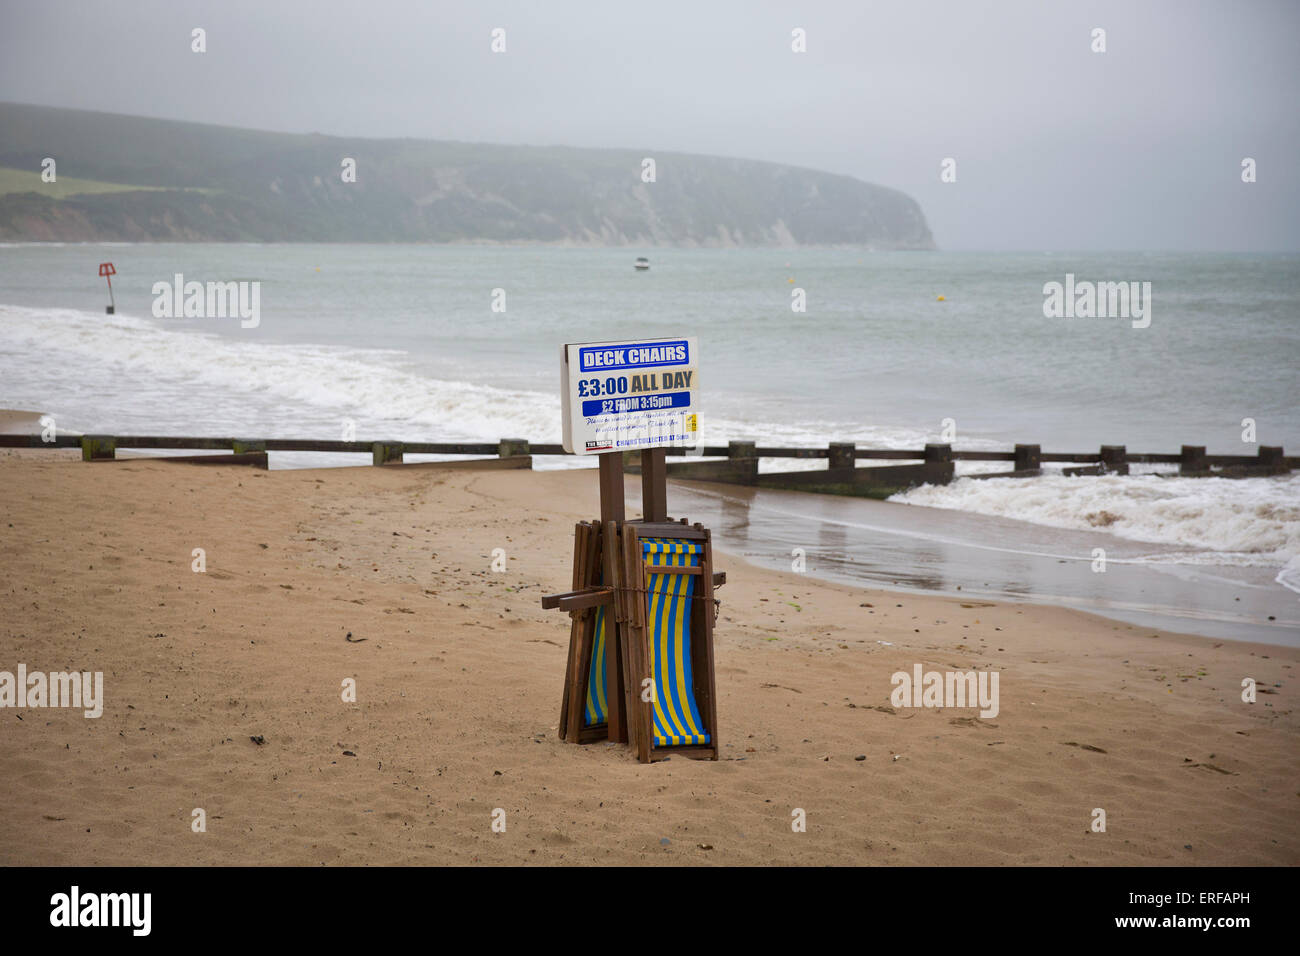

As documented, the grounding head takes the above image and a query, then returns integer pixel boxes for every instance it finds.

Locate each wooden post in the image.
[596,452,627,742]
[924,443,952,464]
[621,524,651,761]
[80,436,115,461]
[1259,446,1286,473]
[828,442,855,470]
[1180,445,1207,475]
[695,524,719,761]
[1014,443,1041,471]
[922,443,954,486]
[558,521,589,742]
[598,453,625,524]
[498,438,529,458]
[372,441,404,465]
[641,448,667,522]
[1100,445,1128,475]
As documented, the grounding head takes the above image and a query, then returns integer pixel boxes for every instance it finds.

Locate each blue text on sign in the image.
[581,391,691,416]
[578,340,689,372]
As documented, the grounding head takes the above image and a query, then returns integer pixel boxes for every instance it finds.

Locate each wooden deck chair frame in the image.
[556,520,622,744]
[618,521,719,763]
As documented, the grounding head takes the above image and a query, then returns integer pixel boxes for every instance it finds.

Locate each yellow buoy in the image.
[936,295,945,301]
[788,278,795,283]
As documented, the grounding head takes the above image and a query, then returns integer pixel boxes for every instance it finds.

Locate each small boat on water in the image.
[634,257,650,271]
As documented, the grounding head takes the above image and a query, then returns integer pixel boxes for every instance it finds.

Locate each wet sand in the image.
[670,482,1300,645]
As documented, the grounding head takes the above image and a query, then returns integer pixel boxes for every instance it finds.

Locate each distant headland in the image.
[0,101,934,247]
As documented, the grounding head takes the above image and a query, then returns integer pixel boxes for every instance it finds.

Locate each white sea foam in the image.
[0,303,563,443]
[0,303,1003,468]
[1277,555,1300,594]
[891,472,1300,571]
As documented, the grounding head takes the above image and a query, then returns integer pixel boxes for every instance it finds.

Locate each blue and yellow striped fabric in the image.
[584,605,609,726]
[643,538,711,747]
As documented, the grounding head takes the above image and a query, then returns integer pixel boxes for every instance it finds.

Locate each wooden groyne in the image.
[625,441,1294,498]
[2,434,1291,497]
[1,434,540,470]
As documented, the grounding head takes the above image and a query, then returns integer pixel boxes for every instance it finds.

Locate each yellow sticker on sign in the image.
[686,414,697,432]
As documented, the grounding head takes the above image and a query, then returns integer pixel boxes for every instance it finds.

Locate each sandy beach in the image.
[1,448,1295,866]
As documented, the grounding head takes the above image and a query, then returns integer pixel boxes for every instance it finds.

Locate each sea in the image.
[1,243,1297,643]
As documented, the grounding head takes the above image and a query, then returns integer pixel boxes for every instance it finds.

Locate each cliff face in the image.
[0,102,935,247]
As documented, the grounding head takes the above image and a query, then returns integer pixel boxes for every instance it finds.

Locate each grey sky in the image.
[2,0,1297,250]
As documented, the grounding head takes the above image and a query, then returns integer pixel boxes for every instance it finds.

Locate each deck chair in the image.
[644,539,710,746]
[619,523,719,762]
[556,521,616,743]
[554,520,629,743]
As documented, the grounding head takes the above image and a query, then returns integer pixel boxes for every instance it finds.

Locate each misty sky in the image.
[2,0,1297,251]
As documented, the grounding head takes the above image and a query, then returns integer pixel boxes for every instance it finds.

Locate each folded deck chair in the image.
[620,525,719,762]
[555,520,621,744]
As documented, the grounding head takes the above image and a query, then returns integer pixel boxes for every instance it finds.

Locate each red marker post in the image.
[98,262,116,314]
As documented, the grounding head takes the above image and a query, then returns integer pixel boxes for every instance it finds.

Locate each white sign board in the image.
[560,336,699,455]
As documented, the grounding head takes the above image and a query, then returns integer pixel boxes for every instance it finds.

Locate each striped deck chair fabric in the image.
[583,605,609,726]
[642,538,711,747]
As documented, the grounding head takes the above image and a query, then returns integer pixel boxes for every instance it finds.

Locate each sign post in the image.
[98,262,116,314]
[544,336,721,762]
[559,334,699,523]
